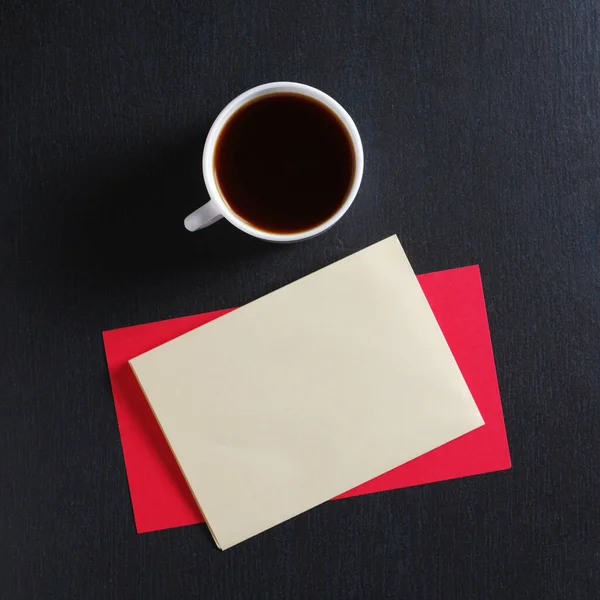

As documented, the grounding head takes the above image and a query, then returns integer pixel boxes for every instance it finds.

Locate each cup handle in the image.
[184,199,223,232]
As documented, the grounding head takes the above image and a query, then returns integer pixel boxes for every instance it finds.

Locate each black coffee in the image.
[214,93,355,234]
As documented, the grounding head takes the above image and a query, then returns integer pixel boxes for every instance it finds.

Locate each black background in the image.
[1,1,599,598]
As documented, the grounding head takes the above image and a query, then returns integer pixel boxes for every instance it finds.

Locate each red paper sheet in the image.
[103,265,510,534]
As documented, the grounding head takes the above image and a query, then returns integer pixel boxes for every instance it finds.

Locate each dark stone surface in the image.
[1,0,598,598]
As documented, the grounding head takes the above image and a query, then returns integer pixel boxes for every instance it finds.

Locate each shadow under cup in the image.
[212,92,357,236]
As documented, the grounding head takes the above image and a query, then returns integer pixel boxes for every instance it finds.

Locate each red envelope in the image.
[103,265,510,534]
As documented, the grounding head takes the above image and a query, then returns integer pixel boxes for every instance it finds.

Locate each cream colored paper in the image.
[130,236,484,549]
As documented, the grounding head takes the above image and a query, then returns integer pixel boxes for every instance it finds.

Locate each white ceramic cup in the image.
[184,82,364,242]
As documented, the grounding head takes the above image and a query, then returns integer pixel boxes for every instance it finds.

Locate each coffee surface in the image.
[214,93,355,234]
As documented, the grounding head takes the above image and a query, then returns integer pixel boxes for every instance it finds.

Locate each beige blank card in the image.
[130,236,484,549]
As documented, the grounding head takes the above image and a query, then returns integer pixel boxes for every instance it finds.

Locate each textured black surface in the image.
[1,1,599,598]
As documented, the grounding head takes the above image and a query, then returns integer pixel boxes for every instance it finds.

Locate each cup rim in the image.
[202,82,364,242]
